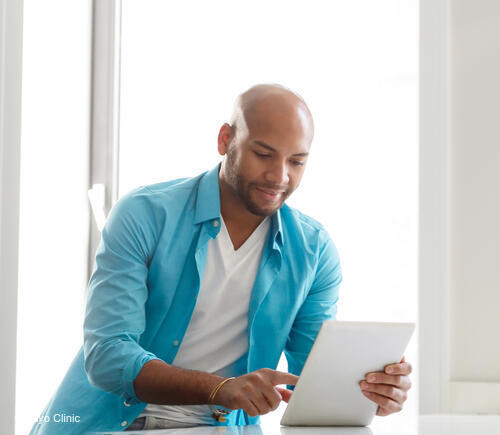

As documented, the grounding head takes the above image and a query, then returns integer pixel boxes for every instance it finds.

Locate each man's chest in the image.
[140,219,315,360]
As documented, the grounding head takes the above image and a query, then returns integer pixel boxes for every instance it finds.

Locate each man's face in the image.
[223,122,311,217]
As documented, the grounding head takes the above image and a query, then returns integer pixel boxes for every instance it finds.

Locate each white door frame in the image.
[0,0,24,433]
[419,0,451,414]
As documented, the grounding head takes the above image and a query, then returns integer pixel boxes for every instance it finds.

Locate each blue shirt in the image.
[30,163,342,434]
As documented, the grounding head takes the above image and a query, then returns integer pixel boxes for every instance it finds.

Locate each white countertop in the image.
[91,414,500,435]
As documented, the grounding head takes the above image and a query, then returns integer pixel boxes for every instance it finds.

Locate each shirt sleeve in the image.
[284,229,342,383]
[83,189,164,405]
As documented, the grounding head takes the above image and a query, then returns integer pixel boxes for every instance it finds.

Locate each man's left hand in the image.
[359,356,412,416]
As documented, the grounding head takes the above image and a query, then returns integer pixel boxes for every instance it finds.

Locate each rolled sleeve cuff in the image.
[122,351,163,405]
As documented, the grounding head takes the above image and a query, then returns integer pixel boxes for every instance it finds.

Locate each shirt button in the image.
[121,421,128,427]
[123,400,131,407]
[173,340,179,346]
[212,220,219,227]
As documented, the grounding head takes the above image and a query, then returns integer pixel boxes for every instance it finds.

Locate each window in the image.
[16,1,91,434]
[119,0,418,421]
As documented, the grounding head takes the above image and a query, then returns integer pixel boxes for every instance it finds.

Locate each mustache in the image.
[250,182,289,192]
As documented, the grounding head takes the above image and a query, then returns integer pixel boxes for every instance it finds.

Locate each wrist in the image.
[208,377,236,423]
[208,377,235,405]
[202,374,226,403]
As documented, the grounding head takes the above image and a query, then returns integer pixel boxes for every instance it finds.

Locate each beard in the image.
[224,147,291,217]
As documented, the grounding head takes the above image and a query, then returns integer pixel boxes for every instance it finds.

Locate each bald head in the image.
[217,84,313,217]
[229,84,314,146]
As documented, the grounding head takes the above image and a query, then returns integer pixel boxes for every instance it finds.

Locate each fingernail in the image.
[368,375,376,382]
[386,367,393,373]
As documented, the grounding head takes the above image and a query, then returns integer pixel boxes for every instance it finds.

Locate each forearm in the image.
[133,359,225,405]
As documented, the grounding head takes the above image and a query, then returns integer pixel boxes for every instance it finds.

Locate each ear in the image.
[217,123,233,156]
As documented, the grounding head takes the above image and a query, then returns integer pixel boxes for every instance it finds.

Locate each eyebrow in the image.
[253,140,309,157]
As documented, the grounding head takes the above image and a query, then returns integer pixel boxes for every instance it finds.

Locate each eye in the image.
[291,160,305,166]
[254,152,272,158]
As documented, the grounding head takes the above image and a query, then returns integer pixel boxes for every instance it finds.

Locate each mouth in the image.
[255,186,284,202]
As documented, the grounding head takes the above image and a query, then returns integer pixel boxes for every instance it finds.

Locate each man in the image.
[31,84,412,434]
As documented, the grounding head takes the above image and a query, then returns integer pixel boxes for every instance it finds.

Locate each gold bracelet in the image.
[208,377,235,422]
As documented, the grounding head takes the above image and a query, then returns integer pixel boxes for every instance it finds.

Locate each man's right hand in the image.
[214,368,299,417]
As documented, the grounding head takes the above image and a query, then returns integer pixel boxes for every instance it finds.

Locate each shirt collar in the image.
[194,163,221,225]
[271,207,284,248]
[194,162,284,247]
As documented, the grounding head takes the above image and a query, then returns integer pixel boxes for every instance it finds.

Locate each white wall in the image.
[0,1,24,434]
[420,0,500,414]
[449,0,500,413]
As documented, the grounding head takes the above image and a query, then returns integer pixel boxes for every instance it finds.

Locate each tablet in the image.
[280,320,415,427]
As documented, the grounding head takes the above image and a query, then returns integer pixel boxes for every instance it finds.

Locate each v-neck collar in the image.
[219,216,270,256]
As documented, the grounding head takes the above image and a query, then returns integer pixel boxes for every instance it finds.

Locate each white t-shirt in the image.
[138,216,270,426]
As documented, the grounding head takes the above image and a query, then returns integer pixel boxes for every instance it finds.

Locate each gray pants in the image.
[125,415,204,430]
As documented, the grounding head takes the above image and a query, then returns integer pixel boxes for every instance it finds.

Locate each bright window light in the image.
[16,1,91,434]
[119,0,418,422]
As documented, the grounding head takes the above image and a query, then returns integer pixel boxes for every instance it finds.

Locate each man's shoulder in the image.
[109,171,209,230]
[121,171,206,205]
[140,172,204,195]
[281,204,341,278]
[281,203,330,238]
[279,203,338,263]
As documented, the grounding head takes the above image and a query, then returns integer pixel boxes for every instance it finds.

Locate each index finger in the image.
[270,370,299,386]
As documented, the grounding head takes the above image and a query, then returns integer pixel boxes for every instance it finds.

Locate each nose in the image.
[265,159,289,186]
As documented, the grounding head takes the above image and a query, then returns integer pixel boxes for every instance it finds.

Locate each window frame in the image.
[88,0,122,278]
